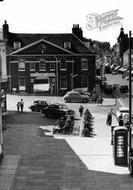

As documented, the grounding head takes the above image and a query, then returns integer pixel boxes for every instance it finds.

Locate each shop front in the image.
[30,72,56,94]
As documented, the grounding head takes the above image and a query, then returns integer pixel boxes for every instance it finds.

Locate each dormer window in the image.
[13,42,21,49]
[64,42,71,49]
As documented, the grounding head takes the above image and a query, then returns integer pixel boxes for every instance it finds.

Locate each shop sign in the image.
[30,73,55,78]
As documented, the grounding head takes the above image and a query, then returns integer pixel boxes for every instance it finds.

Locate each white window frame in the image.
[64,42,71,49]
[19,77,26,90]
[81,58,88,70]
[13,42,21,49]
[30,62,36,71]
[60,60,67,71]
[81,75,88,88]
[49,62,55,71]
[60,76,67,89]
[18,61,25,71]
[39,59,46,71]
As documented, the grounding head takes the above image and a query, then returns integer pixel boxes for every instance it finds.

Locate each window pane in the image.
[50,62,55,70]
[81,76,88,87]
[30,62,35,71]
[81,58,88,70]
[60,59,66,70]
[39,59,46,70]
[18,62,25,71]
[60,76,67,89]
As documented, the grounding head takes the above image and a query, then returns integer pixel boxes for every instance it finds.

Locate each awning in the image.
[118,67,127,72]
[114,66,121,71]
[110,64,115,69]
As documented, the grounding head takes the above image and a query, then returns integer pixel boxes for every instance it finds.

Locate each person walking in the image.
[79,105,84,117]
[20,99,24,112]
[106,108,116,126]
[16,101,20,112]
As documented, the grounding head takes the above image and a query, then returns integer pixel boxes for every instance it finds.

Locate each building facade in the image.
[3,21,95,95]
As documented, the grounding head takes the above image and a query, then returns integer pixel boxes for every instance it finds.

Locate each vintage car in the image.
[42,103,75,118]
[29,100,48,112]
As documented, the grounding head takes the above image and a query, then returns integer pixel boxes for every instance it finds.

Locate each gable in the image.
[10,39,74,55]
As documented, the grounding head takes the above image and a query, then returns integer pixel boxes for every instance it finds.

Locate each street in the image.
[1,91,133,190]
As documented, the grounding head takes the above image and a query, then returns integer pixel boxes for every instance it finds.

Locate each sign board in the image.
[30,73,55,78]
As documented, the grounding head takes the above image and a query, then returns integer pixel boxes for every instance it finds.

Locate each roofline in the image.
[72,33,95,53]
[7,53,95,57]
[9,38,75,55]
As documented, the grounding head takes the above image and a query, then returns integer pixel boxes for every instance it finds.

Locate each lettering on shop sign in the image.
[86,10,123,31]
[30,73,56,78]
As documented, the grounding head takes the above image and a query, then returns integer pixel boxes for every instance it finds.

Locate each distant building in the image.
[3,21,96,94]
[123,49,133,69]
[117,27,133,65]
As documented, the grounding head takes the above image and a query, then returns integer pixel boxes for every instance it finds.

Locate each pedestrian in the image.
[20,99,24,112]
[106,108,116,126]
[63,116,72,134]
[118,113,124,126]
[79,105,84,117]
[16,101,20,112]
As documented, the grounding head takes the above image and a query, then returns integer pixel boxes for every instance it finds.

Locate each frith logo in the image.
[86,10,123,31]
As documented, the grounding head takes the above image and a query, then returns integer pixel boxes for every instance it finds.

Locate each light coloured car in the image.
[63,91,90,103]
[116,107,129,118]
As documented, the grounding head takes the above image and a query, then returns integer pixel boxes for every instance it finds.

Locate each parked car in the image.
[120,85,128,93]
[63,91,91,103]
[29,100,48,112]
[72,88,91,96]
[42,103,75,118]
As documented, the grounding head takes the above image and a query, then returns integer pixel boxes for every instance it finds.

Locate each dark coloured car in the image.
[42,103,75,118]
[29,100,48,112]
[120,85,128,93]
[103,84,113,94]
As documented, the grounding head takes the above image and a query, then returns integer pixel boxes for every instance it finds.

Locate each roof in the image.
[6,32,94,55]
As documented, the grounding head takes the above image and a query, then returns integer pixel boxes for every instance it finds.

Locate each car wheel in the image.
[67,98,71,102]
[83,99,87,103]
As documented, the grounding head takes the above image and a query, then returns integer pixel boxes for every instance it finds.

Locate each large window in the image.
[39,59,46,71]
[14,42,21,49]
[81,58,88,70]
[60,59,66,70]
[81,75,88,87]
[49,62,55,71]
[18,61,25,71]
[60,76,67,89]
[64,42,71,49]
[30,62,36,71]
[19,77,26,90]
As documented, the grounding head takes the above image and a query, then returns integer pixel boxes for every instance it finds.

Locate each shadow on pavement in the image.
[2,117,133,190]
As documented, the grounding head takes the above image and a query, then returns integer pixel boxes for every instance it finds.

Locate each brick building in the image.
[3,21,95,95]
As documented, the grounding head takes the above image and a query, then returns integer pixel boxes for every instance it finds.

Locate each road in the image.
[106,73,131,107]
[1,93,133,189]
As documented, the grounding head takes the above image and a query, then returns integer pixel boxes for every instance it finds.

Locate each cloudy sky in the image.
[0,0,132,46]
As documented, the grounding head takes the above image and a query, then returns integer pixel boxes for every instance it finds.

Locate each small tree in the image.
[82,109,94,137]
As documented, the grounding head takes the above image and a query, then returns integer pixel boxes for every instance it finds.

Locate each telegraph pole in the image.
[0,0,4,159]
[128,30,133,175]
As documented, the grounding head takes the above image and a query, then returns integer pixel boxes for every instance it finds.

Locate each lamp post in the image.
[128,30,133,175]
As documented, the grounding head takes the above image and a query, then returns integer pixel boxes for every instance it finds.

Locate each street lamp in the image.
[128,30,133,175]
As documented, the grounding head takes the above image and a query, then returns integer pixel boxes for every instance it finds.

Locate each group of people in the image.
[106,108,128,127]
[53,115,74,134]
[16,99,24,112]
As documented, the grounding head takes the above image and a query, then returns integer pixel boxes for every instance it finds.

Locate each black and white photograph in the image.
[0,0,133,189]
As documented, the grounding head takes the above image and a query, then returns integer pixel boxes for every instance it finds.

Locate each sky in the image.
[0,0,132,47]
